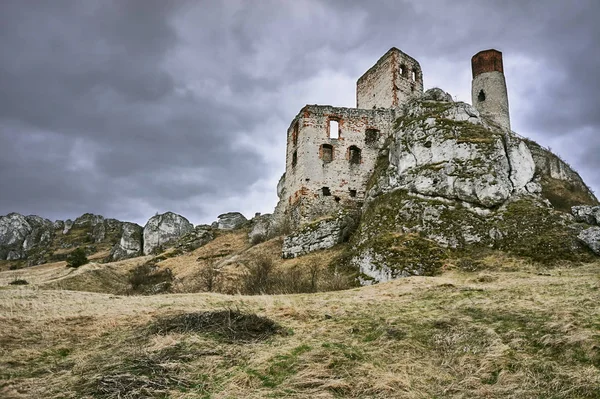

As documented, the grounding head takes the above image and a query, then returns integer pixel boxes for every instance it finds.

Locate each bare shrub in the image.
[128,263,173,295]
[243,254,275,295]
[197,259,221,292]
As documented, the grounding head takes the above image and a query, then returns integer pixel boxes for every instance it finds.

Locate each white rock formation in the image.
[572,205,600,225]
[217,212,247,230]
[143,212,193,255]
[578,227,600,255]
[109,222,143,261]
[282,211,358,258]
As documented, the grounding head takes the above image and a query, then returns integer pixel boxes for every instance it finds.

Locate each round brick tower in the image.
[471,49,511,131]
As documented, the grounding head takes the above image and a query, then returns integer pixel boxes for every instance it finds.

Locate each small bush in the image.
[66,248,88,268]
[150,310,281,343]
[9,278,29,285]
[128,263,173,295]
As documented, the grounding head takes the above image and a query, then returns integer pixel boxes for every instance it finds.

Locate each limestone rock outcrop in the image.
[282,211,358,258]
[217,212,248,230]
[577,227,600,255]
[143,212,194,255]
[248,214,274,244]
[175,225,214,252]
[572,205,600,225]
[109,222,144,261]
[422,87,453,102]
[349,97,597,282]
[0,213,35,260]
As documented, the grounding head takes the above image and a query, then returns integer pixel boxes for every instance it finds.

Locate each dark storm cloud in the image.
[1,0,599,225]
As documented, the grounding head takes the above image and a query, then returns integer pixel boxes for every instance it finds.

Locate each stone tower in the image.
[356,47,423,109]
[471,49,511,131]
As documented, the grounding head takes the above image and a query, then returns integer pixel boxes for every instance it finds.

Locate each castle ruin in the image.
[275,47,511,228]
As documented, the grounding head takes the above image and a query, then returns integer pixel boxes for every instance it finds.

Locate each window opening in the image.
[365,129,379,145]
[292,121,299,146]
[322,187,331,196]
[321,144,333,162]
[329,120,339,139]
[348,146,362,164]
[478,89,486,102]
[292,151,297,168]
[411,70,416,81]
[349,189,357,198]
[400,64,407,78]
[334,196,340,203]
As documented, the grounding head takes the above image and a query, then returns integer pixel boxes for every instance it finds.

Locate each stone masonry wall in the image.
[283,105,396,226]
[356,47,423,109]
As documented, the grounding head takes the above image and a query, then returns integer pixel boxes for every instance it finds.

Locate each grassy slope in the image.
[1,261,599,398]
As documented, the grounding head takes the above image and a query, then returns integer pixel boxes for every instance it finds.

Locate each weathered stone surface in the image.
[109,222,143,261]
[0,213,31,260]
[249,214,274,244]
[572,205,600,225]
[217,212,248,230]
[63,219,73,234]
[384,101,528,208]
[0,213,55,262]
[143,212,194,255]
[282,211,358,258]
[422,88,453,102]
[175,225,214,252]
[577,227,600,255]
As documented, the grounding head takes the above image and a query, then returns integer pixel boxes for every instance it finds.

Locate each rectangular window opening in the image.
[322,187,331,196]
[329,120,339,139]
[349,189,357,198]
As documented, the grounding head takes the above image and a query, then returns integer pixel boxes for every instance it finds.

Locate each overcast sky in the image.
[1,0,598,226]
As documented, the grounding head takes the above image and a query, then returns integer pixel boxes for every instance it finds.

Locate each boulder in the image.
[282,211,358,258]
[249,214,274,244]
[109,222,144,261]
[63,219,73,234]
[578,227,600,255]
[217,212,248,230]
[422,87,453,102]
[175,225,214,252]
[143,212,194,255]
[572,205,600,225]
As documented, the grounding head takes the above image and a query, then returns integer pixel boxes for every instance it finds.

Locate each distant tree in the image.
[66,248,88,268]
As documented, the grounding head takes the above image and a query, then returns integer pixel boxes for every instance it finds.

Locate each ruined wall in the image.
[283,105,396,226]
[356,47,423,109]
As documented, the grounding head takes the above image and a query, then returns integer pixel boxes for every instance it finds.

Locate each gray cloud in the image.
[1,0,599,225]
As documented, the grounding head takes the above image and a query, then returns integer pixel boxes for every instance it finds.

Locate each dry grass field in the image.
[1,248,599,398]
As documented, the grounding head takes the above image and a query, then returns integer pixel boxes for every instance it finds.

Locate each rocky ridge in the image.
[276,88,598,278]
[0,210,255,267]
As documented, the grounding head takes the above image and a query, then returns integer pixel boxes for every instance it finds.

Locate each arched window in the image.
[320,144,333,163]
[478,89,486,102]
[348,146,361,164]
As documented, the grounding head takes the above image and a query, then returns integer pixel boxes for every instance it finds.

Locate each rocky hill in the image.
[273,89,600,282]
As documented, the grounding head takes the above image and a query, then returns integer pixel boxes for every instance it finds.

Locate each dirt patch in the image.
[149,310,282,343]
